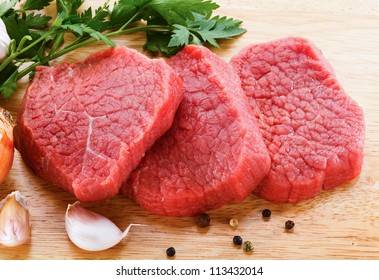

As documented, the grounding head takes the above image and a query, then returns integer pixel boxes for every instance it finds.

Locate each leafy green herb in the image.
[24,13,52,29]
[169,24,191,47]
[169,13,246,48]
[0,71,18,99]
[0,0,246,99]
[21,0,53,12]
[146,0,218,25]
[2,14,44,58]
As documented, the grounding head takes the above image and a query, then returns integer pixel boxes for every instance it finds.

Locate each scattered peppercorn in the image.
[262,209,271,219]
[229,218,239,228]
[166,247,176,257]
[233,235,243,246]
[196,212,210,228]
[285,220,295,230]
[243,241,254,252]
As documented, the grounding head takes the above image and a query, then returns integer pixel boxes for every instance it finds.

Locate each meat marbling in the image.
[122,45,271,216]
[14,46,183,202]
[230,37,365,203]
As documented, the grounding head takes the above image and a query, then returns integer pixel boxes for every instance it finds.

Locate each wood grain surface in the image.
[0,0,378,260]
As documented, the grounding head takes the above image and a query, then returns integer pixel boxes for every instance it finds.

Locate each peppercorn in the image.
[166,247,176,257]
[262,209,271,219]
[233,235,243,246]
[285,220,295,230]
[196,213,210,228]
[229,218,239,228]
[243,241,254,252]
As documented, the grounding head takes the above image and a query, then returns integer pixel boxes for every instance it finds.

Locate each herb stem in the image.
[1,0,246,99]
[55,24,172,62]
[16,25,173,81]
[119,11,141,31]
[0,31,52,73]
[110,24,173,37]
[48,33,65,57]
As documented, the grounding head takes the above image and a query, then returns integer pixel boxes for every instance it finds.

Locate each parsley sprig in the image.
[0,0,246,99]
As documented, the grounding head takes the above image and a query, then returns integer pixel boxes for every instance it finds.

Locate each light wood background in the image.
[0,0,378,260]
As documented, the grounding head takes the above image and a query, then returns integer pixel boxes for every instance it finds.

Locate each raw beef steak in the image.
[122,45,271,216]
[14,46,183,202]
[230,37,365,203]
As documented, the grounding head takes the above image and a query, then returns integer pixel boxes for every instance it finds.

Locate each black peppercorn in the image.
[166,247,176,257]
[233,235,243,246]
[285,220,295,230]
[196,213,210,228]
[262,209,271,219]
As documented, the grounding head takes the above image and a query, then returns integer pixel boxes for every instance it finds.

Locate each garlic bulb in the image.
[65,202,142,251]
[0,107,14,185]
[0,191,31,247]
[0,18,11,62]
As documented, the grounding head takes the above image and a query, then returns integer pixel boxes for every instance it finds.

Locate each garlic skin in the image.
[65,202,142,251]
[0,18,11,62]
[0,191,31,247]
[16,61,34,84]
[0,108,14,185]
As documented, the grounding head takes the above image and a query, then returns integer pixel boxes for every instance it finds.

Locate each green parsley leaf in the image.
[61,24,84,36]
[2,14,43,58]
[22,0,53,11]
[110,0,151,28]
[82,26,116,47]
[25,13,52,29]
[187,13,246,47]
[59,23,115,47]
[167,13,246,49]
[50,11,66,29]
[0,72,18,99]
[0,61,17,86]
[82,5,111,31]
[56,0,84,15]
[207,15,246,39]
[168,24,190,47]
[148,0,218,25]
[58,5,111,32]
[1,0,247,99]
[144,31,182,55]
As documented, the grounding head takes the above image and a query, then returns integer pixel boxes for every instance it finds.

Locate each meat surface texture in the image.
[14,46,183,202]
[230,37,365,203]
[122,45,271,216]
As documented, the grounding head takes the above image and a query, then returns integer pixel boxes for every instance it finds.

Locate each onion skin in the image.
[0,107,14,185]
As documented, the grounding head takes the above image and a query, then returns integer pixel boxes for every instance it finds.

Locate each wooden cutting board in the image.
[1,0,378,260]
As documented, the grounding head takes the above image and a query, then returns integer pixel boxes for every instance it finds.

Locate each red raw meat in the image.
[122,45,271,216]
[14,46,183,202]
[230,37,365,203]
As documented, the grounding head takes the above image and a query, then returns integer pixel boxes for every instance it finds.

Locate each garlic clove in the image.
[0,18,11,62]
[65,202,142,251]
[0,107,14,185]
[0,191,31,247]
